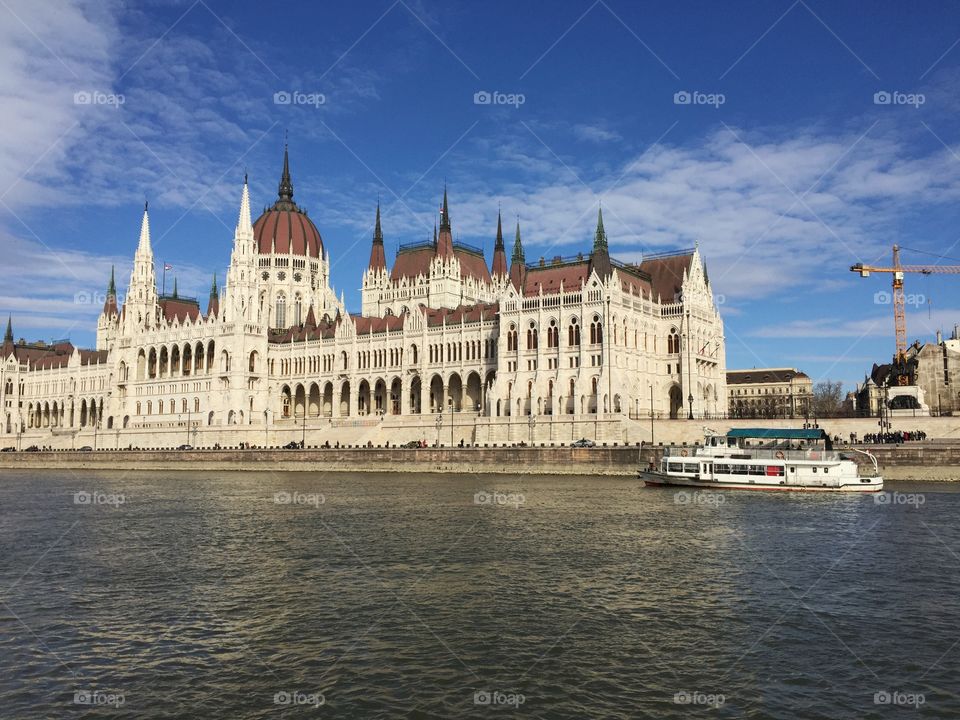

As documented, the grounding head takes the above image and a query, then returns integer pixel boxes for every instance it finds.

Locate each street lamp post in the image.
[649,384,655,446]
[435,411,443,447]
[528,413,536,446]
[264,409,269,448]
[301,406,306,449]
[685,309,694,420]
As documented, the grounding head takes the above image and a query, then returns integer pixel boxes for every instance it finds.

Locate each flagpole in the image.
[162,262,166,297]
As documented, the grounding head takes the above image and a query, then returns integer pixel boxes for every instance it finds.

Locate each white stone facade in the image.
[0,163,727,449]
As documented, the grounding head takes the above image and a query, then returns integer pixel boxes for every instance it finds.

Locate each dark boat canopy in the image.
[726,428,829,441]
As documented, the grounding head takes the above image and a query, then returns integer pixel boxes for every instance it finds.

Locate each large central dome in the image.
[253,146,323,258]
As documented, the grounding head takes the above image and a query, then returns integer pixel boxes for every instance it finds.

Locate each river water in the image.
[0,470,958,718]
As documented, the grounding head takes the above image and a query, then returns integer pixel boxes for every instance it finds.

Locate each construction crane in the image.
[851,245,960,385]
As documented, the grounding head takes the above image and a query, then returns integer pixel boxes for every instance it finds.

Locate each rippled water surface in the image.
[1,470,959,718]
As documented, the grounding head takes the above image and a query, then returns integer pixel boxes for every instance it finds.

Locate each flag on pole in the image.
[164,263,173,271]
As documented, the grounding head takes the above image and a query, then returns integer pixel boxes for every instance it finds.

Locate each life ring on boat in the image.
[680,449,688,457]
[775,451,785,460]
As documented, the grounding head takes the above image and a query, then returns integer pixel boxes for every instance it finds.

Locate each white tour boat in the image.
[640,428,883,492]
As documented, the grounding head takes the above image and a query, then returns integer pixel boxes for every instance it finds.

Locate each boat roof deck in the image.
[726,428,828,441]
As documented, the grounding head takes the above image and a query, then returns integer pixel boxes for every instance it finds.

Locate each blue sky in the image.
[2,0,960,391]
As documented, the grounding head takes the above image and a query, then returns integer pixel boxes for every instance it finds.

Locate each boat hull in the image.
[639,471,883,493]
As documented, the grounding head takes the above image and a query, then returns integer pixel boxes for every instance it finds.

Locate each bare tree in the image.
[811,380,844,417]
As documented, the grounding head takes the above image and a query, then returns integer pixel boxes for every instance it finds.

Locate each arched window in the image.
[275,293,286,328]
[590,315,603,345]
[668,328,680,354]
[194,397,200,412]
[294,293,303,325]
[527,322,538,350]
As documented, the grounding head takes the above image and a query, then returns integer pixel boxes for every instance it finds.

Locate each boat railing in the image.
[662,446,846,462]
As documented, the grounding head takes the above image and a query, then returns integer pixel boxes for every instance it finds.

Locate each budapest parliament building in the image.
[0,148,727,448]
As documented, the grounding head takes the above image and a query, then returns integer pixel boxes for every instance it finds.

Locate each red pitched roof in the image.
[160,298,202,324]
[638,252,693,302]
[522,261,590,295]
[389,243,492,283]
[423,302,498,327]
[457,248,492,283]
[391,245,434,281]
[354,314,405,335]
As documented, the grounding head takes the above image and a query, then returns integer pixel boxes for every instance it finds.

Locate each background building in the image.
[727,368,812,419]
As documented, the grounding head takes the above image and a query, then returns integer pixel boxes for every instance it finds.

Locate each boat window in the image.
[823,467,829,474]
[812,467,818,473]
[731,465,749,475]
[684,463,698,474]
[714,463,730,474]
[749,465,766,476]
[668,462,683,473]
[789,467,795,473]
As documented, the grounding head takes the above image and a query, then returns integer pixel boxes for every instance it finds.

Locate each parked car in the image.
[283,441,302,450]
[24,445,40,452]
[177,444,193,451]
[571,438,596,448]
[77,446,93,451]
[0,447,15,452]
[401,440,420,448]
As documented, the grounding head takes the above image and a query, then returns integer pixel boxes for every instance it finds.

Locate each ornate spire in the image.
[137,202,151,253]
[590,205,612,279]
[102,266,118,317]
[440,185,450,230]
[237,174,253,234]
[206,274,219,318]
[272,143,297,211]
[509,218,526,290]
[4,315,12,344]
[511,218,525,263]
[435,187,455,258]
[368,201,387,272]
[491,208,507,278]
[171,277,178,299]
[594,206,608,250]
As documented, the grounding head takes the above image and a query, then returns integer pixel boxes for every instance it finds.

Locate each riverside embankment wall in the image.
[1,444,959,479]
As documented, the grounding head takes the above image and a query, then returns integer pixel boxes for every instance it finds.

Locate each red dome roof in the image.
[254,207,323,258]
[254,145,324,258]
